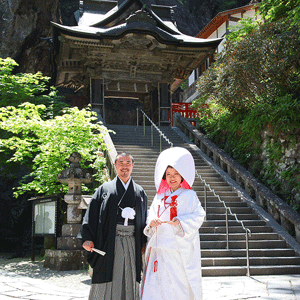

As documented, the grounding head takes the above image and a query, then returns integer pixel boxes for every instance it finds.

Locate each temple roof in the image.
[52,0,221,47]
[51,0,222,94]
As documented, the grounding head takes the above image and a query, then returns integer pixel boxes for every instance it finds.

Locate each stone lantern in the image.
[57,152,92,225]
[44,152,92,271]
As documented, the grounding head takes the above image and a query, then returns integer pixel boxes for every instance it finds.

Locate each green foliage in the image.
[180,79,188,91]
[0,103,112,197]
[0,58,67,117]
[259,0,300,27]
[227,18,261,42]
[192,17,300,206]
[194,95,300,204]
[0,57,18,75]
[196,20,300,113]
[0,57,113,241]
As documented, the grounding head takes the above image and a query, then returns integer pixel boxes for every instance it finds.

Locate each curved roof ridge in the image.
[86,0,181,35]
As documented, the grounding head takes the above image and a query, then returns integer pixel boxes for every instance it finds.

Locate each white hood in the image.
[155,147,195,193]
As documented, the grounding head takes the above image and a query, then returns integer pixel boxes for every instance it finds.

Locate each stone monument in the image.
[44,152,92,271]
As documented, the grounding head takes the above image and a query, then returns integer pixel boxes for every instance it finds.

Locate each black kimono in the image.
[78,177,148,284]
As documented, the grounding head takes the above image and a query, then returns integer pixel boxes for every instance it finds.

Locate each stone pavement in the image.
[0,270,88,300]
[1,269,300,300]
[0,255,300,299]
[202,275,300,300]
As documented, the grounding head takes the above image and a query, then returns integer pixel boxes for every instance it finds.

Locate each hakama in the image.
[89,225,139,300]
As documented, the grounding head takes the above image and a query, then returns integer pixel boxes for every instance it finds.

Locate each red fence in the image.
[171,103,198,125]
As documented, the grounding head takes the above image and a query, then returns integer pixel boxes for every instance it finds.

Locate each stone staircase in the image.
[107,124,300,276]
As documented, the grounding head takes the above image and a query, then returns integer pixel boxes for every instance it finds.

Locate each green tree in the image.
[0,103,111,197]
[192,17,300,208]
[0,57,67,116]
[227,18,261,42]
[259,0,300,27]
[0,58,112,247]
[195,20,300,114]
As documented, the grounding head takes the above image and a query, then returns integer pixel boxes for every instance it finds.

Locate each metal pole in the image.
[160,134,162,153]
[137,108,139,126]
[151,125,153,147]
[158,83,161,127]
[246,231,250,276]
[204,185,207,221]
[226,208,229,250]
[102,78,105,123]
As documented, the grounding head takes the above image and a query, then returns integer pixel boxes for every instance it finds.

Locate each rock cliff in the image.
[0,0,60,75]
[0,0,205,75]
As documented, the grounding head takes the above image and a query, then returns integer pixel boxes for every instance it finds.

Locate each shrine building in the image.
[51,0,222,125]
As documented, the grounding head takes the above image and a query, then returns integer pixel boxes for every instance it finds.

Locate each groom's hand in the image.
[83,240,94,251]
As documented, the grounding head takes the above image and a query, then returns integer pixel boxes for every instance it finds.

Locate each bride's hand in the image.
[167,218,180,226]
[150,219,162,227]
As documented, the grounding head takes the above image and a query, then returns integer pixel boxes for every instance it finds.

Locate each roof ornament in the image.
[170,7,177,27]
[126,9,157,26]
[79,0,84,17]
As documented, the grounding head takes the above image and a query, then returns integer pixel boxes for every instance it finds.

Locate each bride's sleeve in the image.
[143,195,158,237]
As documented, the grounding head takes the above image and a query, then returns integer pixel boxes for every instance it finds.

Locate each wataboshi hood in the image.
[155,147,195,194]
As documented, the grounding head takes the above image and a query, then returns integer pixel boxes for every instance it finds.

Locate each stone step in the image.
[108,124,300,276]
[206,214,260,221]
[200,225,274,234]
[202,256,300,267]
[200,232,280,241]
[196,182,233,188]
[200,239,287,249]
[201,249,296,258]
[202,220,267,227]
[112,133,184,139]
[204,202,248,207]
[205,207,253,214]
[202,265,300,276]
[200,198,245,204]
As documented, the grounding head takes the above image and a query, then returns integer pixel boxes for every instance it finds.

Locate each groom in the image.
[78,152,148,299]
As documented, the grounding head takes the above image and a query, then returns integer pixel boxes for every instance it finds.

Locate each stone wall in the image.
[259,129,300,208]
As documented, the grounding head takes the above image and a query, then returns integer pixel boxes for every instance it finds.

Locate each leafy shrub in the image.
[0,103,111,197]
[192,19,300,208]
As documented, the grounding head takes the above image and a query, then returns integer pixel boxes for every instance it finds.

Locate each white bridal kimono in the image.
[141,147,206,300]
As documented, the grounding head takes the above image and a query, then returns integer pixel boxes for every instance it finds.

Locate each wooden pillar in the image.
[90,78,104,121]
[159,82,171,126]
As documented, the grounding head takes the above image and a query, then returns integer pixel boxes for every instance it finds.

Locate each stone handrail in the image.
[173,113,300,243]
[180,81,197,102]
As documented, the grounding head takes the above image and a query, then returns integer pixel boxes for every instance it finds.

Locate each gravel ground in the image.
[0,252,91,291]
